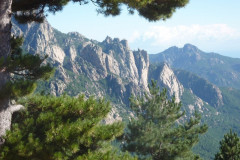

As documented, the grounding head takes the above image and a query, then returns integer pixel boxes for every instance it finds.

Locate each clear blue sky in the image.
[47,0,240,58]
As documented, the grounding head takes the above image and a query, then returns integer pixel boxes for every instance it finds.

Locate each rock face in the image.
[11,20,152,123]
[12,19,64,64]
[158,64,184,103]
[11,19,226,124]
[149,63,184,103]
[174,70,223,107]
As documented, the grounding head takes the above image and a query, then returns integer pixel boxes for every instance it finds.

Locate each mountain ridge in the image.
[149,44,240,89]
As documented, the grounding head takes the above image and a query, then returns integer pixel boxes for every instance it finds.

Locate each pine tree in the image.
[215,130,240,160]
[0,36,54,99]
[0,95,136,160]
[0,36,54,141]
[122,80,208,160]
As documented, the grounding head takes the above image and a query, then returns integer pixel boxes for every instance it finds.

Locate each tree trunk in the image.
[0,0,12,144]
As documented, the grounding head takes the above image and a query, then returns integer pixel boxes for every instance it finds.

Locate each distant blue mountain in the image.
[149,44,240,89]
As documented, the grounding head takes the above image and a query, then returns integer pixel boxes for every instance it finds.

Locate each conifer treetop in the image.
[12,0,189,23]
[123,80,208,160]
[0,95,136,159]
[215,130,240,160]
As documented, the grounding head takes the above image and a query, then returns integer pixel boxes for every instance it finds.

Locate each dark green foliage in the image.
[136,0,189,21]
[0,79,36,99]
[215,130,240,160]
[0,36,54,99]
[122,80,208,160]
[12,0,69,23]
[12,0,189,23]
[0,95,136,160]
[8,36,54,81]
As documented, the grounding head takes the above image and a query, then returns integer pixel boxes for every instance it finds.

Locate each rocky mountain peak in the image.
[120,39,129,48]
[183,43,199,51]
[133,50,149,91]
[67,32,84,38]
[149,63,184,103]
[183,44,201,60]
[113,38,120,43]
[12,19,66,64]
[165,44,200,54]
[103,36,113,44]
[160,64,184,103]
[102,36,130,51]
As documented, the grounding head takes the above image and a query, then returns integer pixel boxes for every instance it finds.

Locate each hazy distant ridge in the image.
[149,44,240,89]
